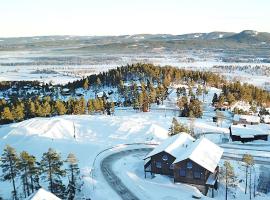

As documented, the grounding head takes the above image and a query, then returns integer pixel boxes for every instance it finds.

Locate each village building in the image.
[233,114,260,125]
[229,124,270,143]
[144,133,223,196]
[261,115,270,124]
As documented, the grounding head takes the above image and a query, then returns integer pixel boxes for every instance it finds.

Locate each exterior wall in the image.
[150,151,175,176]
[173,159,211,194]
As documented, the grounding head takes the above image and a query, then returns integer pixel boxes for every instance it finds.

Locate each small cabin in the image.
[144,134,223,196]
[233,114,260,125]
[229,124,270,143]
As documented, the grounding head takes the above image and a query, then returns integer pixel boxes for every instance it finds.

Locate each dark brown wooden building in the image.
[144,134,223,197]
[229,124,269,143]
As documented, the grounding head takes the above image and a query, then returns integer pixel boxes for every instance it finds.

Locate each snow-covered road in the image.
[99,145,270,200]
[100,147,152,200]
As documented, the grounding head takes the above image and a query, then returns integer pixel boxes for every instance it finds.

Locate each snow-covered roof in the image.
[144,133,195,159]
[262,115,270,123]
[26,188,61,200]
[173,138,223,173]
[233,114,260,123]
[231,124,270,138]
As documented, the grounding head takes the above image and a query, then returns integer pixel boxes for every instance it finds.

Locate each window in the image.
[162,154,168,161]
[156,161,162,169]
[187,161,193,169]
[194,171,201,179]
[179,169,186,177]
[170,164,174,170]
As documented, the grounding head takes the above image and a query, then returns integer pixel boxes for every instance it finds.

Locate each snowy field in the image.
[1,56,270,86]
[0,108,270,199]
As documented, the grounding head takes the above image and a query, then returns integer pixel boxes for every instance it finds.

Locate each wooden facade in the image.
[173,158,212,194]
[145,155,219,195]
[149,151,175,176]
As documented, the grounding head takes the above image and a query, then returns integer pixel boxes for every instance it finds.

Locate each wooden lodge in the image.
[144,133,223,197]
[229,124,269,143]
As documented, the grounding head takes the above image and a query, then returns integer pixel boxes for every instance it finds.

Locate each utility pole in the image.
[73,122,76,139]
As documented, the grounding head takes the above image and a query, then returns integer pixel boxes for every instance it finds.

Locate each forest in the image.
[0,63,270,125]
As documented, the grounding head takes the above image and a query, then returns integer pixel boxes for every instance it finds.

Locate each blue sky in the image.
[0,0,269,37]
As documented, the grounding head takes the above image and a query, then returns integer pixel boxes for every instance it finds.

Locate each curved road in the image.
[100,148,152,200]
[99,146,270,200]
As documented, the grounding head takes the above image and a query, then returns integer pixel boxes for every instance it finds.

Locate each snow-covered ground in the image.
[1,60,270,87]
[0,107,269,199]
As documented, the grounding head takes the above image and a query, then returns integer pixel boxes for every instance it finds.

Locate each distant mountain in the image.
[0,30,270,52]
[224,30,270,44]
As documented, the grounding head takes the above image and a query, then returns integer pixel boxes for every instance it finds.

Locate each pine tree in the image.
[65,153,81,200]
[196,85,203,96]
[18,151,38,197]
[40,148,66,197]
[1,107,14,123]
[169,118,190,136]
[222,161,235,200]
[12,104,25,122]
[242,154,254,194]
[54,101,67,115]
[0,145,19,200]
[87,99,95,114]
[83,79,89,91]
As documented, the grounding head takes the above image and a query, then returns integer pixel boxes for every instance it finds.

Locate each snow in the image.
[26,188,60,200]
[262,115,270,124]
[233,114,260,124]
[144,132,195,159]
[173,138,223,173]
[230,124,270,138]
[113,150,209,200]
[0,85,270,199]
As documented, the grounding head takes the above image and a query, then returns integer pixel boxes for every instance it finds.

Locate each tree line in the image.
[0,96,115,125]
[0,145,82,200]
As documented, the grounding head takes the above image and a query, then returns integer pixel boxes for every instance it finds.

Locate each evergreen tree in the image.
[212,93,218,106]
[242,154,254,194]
[1,107,14,124]
[40,148,66,197]
[54,101,67,115]
[169,118,190,136]
[222,161,235,200]
[196,85,203,96]
[87,99,95,114]
[18,151,38,197]
[12,103,25,122]
[65,153,81,200]
[0,145,19,200]
[83,79,89,91]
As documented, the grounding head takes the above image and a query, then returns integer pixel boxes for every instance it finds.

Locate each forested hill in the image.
[1,63,270,125]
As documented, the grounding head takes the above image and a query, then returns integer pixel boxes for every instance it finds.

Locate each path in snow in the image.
[100,148,152,200]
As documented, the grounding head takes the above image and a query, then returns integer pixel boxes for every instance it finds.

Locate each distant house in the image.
[229,124,270,143]
[262,115,270,124]
[233,114,260,125]
[144,133,223,196]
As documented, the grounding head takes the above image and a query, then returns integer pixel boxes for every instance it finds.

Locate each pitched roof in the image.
[144,133,195,159]
[173,138,223,173]
[26,188,61,200]
[233,114,260,123]
[231,124,270,138]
